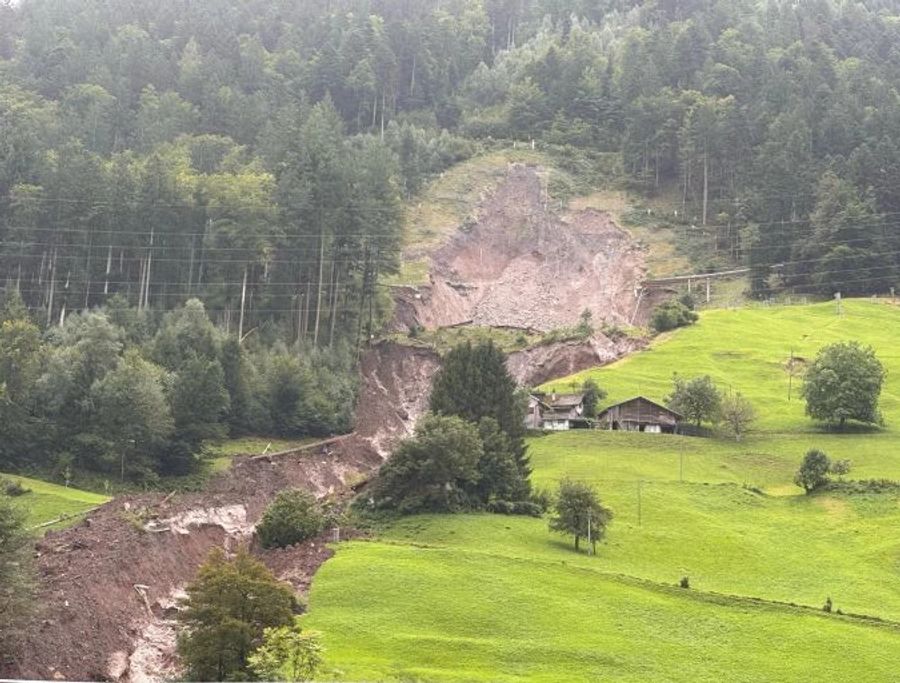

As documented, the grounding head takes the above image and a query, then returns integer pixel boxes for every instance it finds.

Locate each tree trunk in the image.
[313,231,326,346]
[104,245,112,295]
[46,247,57,326]
[702,145,709,226]
[328,261,340,348]
[238,265,248,341]
[574,535,580,552]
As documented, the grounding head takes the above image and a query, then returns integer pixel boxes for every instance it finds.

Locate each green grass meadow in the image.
[2,473,109,531]
[302,300,900,681]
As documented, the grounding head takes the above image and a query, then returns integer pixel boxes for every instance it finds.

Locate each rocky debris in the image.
[506,334,646,388]
[393,165,659,333]
[4,163,655,683]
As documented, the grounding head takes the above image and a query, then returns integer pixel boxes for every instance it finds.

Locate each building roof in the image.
[598,396,683,419]
[547,393,585,408]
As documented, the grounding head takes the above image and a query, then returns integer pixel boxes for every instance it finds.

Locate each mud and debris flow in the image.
[3,164,652,682]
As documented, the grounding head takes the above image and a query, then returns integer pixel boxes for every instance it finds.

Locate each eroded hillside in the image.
[3,159,656,682]
[392,164,662,333]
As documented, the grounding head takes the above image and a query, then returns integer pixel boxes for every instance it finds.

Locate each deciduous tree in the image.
[549,478,612,554]
[802,342,885,429]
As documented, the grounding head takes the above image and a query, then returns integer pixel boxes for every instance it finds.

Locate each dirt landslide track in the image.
[3,164,652,682]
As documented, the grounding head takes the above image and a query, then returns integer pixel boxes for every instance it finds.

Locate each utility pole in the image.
[835,291,842,316]
[788,347,795,401]
[587,508,592,556]
[637,480,643,528]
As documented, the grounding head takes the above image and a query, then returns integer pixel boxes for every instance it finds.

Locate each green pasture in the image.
[304,535,900,682]
[2,473,109,531]
[302,300,900,680]
[541,299,900,432]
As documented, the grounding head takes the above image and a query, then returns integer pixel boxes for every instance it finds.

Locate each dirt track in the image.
[3,164,654,682]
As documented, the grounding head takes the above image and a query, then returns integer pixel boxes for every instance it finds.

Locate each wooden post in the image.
[706,277,711,304]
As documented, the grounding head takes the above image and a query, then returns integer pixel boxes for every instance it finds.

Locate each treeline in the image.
[4,0,900,323]
[0,294,355,481]
[455,0,900,295]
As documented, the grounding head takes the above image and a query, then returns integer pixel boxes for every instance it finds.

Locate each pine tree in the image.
[429,341,530,489]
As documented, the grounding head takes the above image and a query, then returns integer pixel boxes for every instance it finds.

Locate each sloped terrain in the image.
[392,164,663,333]
[4,158,654,682]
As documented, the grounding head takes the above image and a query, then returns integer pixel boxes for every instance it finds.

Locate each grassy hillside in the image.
[540,299,900,432]
[2,474,109,531]
[305,529,900,682]
[301,300,900,680]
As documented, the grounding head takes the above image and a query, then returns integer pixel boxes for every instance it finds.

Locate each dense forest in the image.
[3,0,900,479]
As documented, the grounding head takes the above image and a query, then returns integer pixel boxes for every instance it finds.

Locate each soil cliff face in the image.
[392,164,659,333]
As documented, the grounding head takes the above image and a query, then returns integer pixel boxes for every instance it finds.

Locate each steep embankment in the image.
[392,164,663,332]
[5,160,655,682]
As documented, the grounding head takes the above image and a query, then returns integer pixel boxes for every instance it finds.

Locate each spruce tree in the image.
[429,341,530,490]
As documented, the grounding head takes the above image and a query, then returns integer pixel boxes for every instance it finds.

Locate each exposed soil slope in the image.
[4,161,654,682]
[3,342,414,683]
[392,164,661,333]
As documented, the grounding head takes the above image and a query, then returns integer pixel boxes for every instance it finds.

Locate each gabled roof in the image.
[547,393,585,408]
[598,396,683,419]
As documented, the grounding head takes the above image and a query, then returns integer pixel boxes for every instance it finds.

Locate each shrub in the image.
[823,597,833,613]
[2,479,30,497]
[257,490,324,549]
[651,300,698,333]
[529,486,554,513]
[794,449,831,494]
[486,500,542,517]
[679,576,690,589]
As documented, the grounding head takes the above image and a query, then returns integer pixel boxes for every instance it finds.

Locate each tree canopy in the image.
[177,547,295,682]
[802,341,885,428]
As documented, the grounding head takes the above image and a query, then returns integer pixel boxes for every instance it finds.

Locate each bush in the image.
[257,489,324,549]
[794,449,831,494]
[529,486,554,513]
[679,576,690,589]
[651,300,699,333]
[486,500,543,517]
[2,479,30,497]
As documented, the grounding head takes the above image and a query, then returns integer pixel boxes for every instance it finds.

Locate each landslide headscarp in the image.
[392,164,659,333]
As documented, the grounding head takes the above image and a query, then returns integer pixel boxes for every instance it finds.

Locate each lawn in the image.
[202,436,319,473]
[2,473,109,531]
[300,300,900,680]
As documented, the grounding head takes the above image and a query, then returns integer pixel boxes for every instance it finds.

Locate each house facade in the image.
[597,396,682,434]
[526,392,591,431]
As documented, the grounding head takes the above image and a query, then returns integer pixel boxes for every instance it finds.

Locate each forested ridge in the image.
[3,0,900,480]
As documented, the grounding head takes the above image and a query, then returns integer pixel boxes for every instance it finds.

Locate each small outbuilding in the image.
[597,396,682,434]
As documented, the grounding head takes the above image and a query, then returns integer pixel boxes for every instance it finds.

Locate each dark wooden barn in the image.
[597,396,682,434]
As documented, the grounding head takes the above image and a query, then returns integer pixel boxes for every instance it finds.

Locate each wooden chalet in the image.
[597,396,682,434]
[526,392,591,431]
